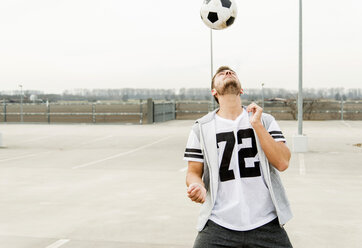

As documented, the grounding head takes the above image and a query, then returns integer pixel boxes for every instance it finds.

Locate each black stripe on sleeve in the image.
[184,153,204,159]
[185,148,202,154]
[272,135,285,139]
[269,131,283,135]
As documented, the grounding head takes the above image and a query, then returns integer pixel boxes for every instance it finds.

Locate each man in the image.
[184,66,293,248]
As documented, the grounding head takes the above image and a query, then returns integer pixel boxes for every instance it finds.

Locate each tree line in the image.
[0,87,361,103]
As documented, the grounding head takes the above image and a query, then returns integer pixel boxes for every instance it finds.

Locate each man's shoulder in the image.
[195,110,217,124]
[261,112,275,121]
[260,112,276,129]
[191,110,218,139]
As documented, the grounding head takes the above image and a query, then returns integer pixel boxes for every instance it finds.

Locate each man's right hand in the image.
[187,183,206,204]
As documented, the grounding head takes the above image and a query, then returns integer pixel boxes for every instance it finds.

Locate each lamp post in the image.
[210,29,216,111]
[19,84,23,123]
[297,0,303,136]
[293,0,308,152]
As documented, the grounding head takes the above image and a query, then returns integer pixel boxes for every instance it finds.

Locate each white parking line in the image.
[0,152,29,158]
[299,153,306,175]
[0,151,52,163]
[45,239,70,248]
[0,135,113,163]
[72,136,171,169]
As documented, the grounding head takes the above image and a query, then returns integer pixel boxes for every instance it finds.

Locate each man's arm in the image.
[247,103,291,172]
[186,161,206,204]
[252,123,291,171]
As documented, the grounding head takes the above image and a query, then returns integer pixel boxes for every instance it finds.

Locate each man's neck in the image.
[216,95,243,120]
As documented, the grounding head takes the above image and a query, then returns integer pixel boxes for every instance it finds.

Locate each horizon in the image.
[1,86,361,96]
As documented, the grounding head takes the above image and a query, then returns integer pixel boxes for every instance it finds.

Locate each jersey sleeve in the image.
[267,118,287,143]
[183,130,204,163]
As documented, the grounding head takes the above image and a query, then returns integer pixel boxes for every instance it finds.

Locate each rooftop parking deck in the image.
[0,120,361,247]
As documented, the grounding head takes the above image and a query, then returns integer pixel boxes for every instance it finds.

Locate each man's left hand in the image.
[247,102,263,127]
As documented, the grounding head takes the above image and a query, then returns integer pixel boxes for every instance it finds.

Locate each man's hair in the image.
[211,66,234,104]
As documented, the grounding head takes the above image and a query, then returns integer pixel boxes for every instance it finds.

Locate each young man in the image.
[184,66,293,248]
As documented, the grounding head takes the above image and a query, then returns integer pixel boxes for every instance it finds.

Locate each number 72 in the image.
[216,128,261,182]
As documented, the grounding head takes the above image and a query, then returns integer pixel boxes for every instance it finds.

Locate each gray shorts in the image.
[193,218,293,248]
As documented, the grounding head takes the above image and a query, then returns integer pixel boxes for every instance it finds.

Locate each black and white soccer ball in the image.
[200,0,237,30]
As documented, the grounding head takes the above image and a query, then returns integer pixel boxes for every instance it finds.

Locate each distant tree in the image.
[303,99,319,120]
[122,94,129,102]
[283,98,325,120]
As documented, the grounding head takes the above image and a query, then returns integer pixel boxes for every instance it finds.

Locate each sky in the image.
[0,0,361,94]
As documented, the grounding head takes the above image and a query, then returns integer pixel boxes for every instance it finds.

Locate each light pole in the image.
[297,0,303,136]
[210,29,216,111]
[261,83,265,109]
[19,84,23,123]
[293,0,308,152]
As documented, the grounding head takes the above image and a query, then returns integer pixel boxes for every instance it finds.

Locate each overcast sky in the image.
[0,0,361,93]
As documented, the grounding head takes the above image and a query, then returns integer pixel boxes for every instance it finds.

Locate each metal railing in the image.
[1,99,361,123]
[153,101,176,123]
[1,101,145,124]
[175,100,362,120]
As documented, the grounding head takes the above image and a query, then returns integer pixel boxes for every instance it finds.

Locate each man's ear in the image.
[211,89,217,96]
[240,88,244,94]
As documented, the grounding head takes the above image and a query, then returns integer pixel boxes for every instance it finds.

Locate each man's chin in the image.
[220,81,240,95]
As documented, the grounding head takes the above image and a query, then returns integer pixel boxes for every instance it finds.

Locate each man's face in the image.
[212,69,242,96]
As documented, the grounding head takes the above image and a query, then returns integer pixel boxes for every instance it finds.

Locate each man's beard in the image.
[218,79,241,96]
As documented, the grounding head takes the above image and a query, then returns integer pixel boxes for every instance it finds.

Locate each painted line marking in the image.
[72,136,171,169]
[45,239,70,248]
[0,152,30,158]
[298,153,306,176]
[0,151,52,163]
[179,166,188,172]
[0,152,40,160]
[0,134,127,166]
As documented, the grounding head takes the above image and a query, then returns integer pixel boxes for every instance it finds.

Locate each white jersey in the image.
[184,109,286,231]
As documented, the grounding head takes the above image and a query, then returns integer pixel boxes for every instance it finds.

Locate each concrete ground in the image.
[0,120,361,248]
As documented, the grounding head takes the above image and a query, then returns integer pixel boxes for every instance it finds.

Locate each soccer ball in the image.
[200,0,238,30]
